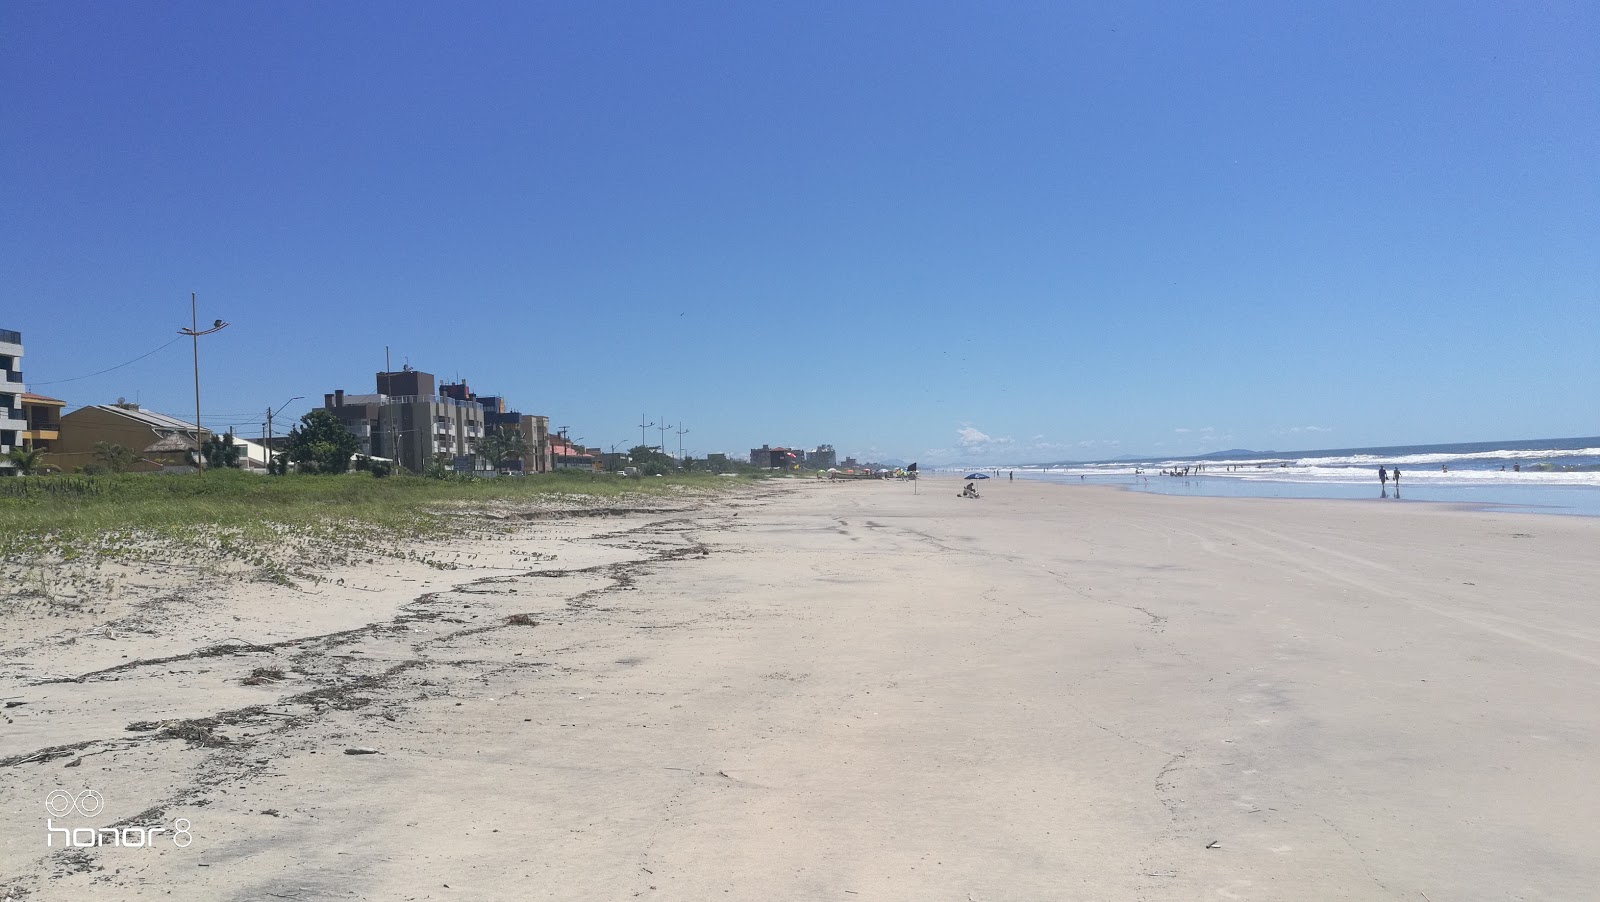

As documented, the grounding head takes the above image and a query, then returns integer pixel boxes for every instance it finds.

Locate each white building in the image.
[0,328,25,474]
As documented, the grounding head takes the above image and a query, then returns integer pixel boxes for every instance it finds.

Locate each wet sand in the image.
[3,479,1598,900]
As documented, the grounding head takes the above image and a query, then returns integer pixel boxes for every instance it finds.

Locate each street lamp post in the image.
[179,292,229,473]
[266,396,303,474]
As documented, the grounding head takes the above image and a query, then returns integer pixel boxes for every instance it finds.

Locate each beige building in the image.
[52,403,210,473]
[323,369,487,473]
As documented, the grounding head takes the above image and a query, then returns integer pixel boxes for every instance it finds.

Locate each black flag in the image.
[907,462,918,472]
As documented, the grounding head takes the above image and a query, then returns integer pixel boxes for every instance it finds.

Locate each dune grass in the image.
[0,468,749,559]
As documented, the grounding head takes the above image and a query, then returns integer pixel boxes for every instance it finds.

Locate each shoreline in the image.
[1001,469,1600,518]
[4,479,1597,900]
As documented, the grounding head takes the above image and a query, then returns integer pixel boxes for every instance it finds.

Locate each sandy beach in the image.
[3,478,1598,901]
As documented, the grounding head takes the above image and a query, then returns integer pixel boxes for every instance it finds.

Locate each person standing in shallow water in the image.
[1392,467,1401,495]
[1380,467,1388,488]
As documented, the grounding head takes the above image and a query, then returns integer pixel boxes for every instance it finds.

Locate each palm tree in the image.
[6,445,45,475]
[93,442,138,473]
[481,426,530,471]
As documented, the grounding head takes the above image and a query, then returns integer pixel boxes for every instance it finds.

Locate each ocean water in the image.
[1013,436,1600,517]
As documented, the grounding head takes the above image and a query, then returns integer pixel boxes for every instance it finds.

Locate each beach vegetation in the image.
[201,432,243,469]
[628,444,677,476]
[90,442,138,474]
[0,467,756,582]
[7,446,47,475]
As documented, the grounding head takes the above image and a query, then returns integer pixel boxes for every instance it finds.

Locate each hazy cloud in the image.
[956,425,1013,449]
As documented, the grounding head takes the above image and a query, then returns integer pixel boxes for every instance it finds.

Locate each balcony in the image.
[0,329,19,346]
[1,369,19,384]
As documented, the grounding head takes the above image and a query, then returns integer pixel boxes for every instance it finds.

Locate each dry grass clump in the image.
[242,667,287,686]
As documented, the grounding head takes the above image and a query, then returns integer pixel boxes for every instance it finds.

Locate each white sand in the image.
[3,480,1597,900]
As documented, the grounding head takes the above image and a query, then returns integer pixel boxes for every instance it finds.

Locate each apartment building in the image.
[805,444,838,469]
[1,329,27,473]
[20,392,65,454]
[441,383,552,473]
[323,369,487,473]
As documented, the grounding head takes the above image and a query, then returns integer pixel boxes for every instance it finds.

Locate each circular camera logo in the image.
[44,789,103,819]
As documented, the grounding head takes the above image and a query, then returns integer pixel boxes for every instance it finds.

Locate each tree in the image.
[284,409,360,475]
[92,442,138,473]
[6,446,46,475]
[481,426,530,470]
[202,431,242,469]
[628,444,674,476]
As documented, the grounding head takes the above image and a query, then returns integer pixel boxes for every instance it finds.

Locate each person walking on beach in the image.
[1392,467,1401,493]
[1379,466,1388,488]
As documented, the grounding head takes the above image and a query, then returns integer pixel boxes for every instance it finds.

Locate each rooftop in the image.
[88,404,206,433]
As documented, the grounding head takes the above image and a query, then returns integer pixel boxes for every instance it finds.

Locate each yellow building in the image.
[21,392,64,452]
[52,403,210,473]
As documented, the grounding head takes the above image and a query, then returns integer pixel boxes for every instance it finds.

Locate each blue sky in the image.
[4,2,1596,465]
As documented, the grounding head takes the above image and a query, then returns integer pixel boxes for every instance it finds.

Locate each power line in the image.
[29,336,185,386]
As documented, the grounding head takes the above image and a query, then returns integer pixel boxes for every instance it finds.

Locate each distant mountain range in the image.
[1027,449,1264,467]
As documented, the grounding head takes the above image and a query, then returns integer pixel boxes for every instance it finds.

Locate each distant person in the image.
[1009,471,1013,482]
[1379,467,1388,487]
[1392,467,1401,488]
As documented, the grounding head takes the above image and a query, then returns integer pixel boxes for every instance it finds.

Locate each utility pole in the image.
[676,424,690,460]
[657,416,672,453]
[179,292,228,474]
[637,413,653,451]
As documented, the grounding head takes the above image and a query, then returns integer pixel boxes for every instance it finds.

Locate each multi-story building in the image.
[805,444,838,469]
[22,393,65,453]
[321,369,559,475]
[0,329,24,473]
[323,369,487,473]
[750,445,800,469]
[443,383,552,474]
